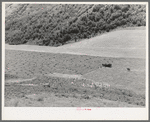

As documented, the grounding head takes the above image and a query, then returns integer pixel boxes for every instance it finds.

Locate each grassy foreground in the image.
[5,75,145,107]
[5,50,145,107]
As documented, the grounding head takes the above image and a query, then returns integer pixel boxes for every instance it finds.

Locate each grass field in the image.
[4,27,146,107]
[5,27,146,58]
[5,50,145,78]
[5,50,145,107]
[5,74,145,107]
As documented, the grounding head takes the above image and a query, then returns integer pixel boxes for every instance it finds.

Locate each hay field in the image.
[5,27,146,107]
[5,27,146,58]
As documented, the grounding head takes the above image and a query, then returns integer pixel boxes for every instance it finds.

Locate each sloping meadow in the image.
[5,75,145,106]
[5,50,145,106]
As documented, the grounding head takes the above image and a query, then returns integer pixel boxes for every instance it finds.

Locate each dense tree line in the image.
[5,4,146,46]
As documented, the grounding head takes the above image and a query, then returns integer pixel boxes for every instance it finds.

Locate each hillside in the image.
[5,4,146,46]
[5,27,146,58]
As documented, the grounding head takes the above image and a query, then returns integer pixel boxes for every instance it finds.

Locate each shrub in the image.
[63,34,71,43]
[70,27,79,34]
[120,19,127,25]
[81,15,87,21]
[95,13,102,22]
[37,39,43,45]
[122,5,130,12]
[114,5,121,10]
[110,12,121,20]
[137,20,142,26]
[5,4,146,46]
[92,4,103,12]
[88,13,95,21]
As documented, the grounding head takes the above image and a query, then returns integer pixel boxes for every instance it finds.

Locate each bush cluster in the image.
[5,4,146,46]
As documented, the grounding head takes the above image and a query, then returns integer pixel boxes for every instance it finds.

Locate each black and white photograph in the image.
[2,1,149,120]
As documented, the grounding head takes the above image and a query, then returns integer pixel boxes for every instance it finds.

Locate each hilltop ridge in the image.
[5,4,146,46]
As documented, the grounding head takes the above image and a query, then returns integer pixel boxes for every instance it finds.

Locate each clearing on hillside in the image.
[5,27,146,58]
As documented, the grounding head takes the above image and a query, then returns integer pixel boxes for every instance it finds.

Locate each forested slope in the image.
[5,4,146,46]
